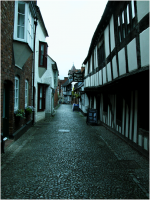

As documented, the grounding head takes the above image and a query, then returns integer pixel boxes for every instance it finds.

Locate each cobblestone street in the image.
[1,105,149,199]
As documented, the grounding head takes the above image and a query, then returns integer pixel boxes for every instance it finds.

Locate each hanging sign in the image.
[73,73,83,82]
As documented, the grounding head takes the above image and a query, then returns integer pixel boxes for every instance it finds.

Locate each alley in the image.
[1,105,149,199]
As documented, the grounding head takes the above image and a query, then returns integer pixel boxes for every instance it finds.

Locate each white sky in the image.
[37,0,108,79]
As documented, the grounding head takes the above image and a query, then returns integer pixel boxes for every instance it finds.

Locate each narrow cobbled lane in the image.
[1,105,149,199]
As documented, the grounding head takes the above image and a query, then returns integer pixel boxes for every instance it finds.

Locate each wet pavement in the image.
[1,104,149,199]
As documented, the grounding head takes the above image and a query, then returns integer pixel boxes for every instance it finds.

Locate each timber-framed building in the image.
[83,1,149,154]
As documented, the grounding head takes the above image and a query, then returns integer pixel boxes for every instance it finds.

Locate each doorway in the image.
[3,81,10,137]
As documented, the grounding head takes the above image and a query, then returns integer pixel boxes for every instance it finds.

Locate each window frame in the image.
[25,80,28,108]
[39,41,48,68]
[14,76,19,111]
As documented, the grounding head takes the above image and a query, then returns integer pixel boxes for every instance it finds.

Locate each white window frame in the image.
[15,77,19,111]
[14,1,34,50]
[25,80,28,108]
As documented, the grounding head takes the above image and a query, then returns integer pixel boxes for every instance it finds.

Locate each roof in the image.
[83,1,116,64]
[36,6,49,37]
[48,55,58,72]
[62,78,73,87]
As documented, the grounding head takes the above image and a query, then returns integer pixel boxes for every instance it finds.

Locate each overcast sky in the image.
[37,0,108,79]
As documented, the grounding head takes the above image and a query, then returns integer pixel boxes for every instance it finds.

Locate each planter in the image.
[14,115,21,123]
[25,110,31,118]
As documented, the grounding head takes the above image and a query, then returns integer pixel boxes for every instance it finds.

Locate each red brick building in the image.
[1,1,37,142]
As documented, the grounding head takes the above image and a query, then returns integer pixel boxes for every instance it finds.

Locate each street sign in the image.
[73,73,83,82]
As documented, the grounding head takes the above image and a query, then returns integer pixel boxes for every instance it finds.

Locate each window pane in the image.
[17,26,24,39]
[18,14,25,26]
[41,44,44,55]
[39,99,42,109]
[131,0,135,18]
[118,16,120,26]
[40,87,42,98]
[15,98,18,108]
[127,5,130,24]
[122,11,125,23]
[18,2,25,14]
[16,80,18,88]
[40,44,44,65]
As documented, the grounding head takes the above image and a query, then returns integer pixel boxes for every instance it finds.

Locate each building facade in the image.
[83,1,149,153]
[34,7,59,122]
[1,1,37,141]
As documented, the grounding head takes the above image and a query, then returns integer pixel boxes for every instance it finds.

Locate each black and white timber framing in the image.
[83,1,149,154]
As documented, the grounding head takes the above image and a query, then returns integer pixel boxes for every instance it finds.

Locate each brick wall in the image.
[1,1,33,137]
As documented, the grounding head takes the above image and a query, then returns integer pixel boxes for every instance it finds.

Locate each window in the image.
[88,60,90,74]
[25,80,28,107]
[17,2,25,39]
[54,71,57,86]
[97,40,105,69]
[14,1,34,50]
[39,42,48,68]
[117,1,136,43]
[92,52,94,71]
[15,77,19,110]
[38,84,46,111]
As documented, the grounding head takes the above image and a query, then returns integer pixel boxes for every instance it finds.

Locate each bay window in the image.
[14,1,34,50]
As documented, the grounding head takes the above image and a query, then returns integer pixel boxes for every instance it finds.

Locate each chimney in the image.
[81,67,85,73]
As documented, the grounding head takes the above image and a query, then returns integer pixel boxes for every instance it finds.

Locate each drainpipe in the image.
[32,17,38,125]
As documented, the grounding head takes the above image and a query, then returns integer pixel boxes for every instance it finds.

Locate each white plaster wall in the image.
[110,15,115,52]
[85,93,89,108]
[137,1,149,22]
[96,72,99,86]
[37,111,45,122]
[144,137,148,150]
[34,20,47,122]
[90,56,92,73]
[127,38,138,72]
[85,63,88,76]
[140,27,149,67]
[104,25,110,58]
[118,48,126,76]
[106,62,112,82]
[112,56,118,79]
[95,46,98,68]
[103,66,107,84]
[45,85,51,115]
[99,70,102,85]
